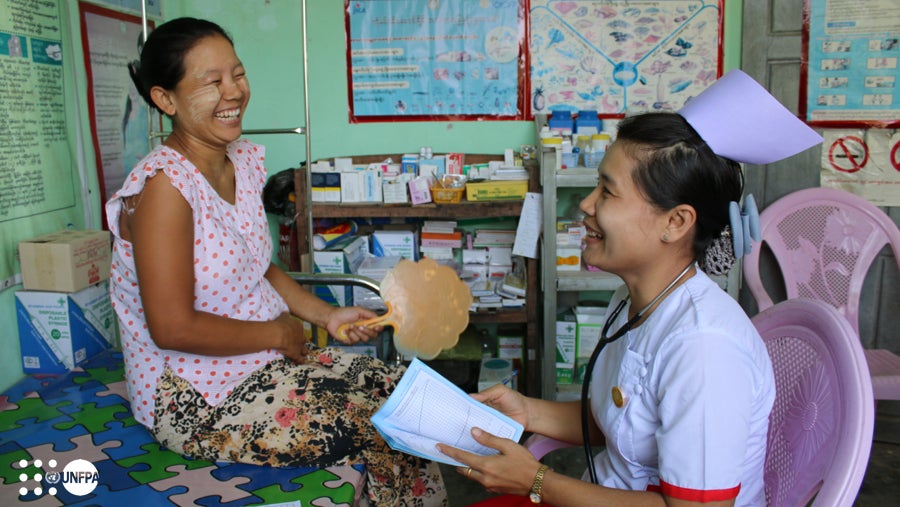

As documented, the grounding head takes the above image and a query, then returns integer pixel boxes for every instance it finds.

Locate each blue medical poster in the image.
[803,0,899,127]
[529,1,723,116]
[346,0,525,121]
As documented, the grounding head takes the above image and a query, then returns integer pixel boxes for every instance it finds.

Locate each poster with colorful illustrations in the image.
[802,0,899,128]
[529,0,724,116]
[346,0,526,121]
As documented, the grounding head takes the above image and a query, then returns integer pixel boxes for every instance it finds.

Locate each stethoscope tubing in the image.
[579,262,695,485]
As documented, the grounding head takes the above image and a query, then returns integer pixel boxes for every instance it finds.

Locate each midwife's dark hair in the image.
[615,112,743,273]
[263,166,302,219]
[127,18,233,114]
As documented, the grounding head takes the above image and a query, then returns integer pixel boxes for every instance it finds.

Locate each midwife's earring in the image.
[662,231,670,242]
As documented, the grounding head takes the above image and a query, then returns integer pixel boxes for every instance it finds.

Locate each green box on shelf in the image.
[555,309,577,384]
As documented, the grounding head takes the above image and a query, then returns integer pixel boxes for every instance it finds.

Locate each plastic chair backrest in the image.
[524,298,874,506]
[755,298,874,507]
[743,187,900,336]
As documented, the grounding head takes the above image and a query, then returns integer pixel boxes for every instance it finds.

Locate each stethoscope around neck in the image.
[579,262,695,485]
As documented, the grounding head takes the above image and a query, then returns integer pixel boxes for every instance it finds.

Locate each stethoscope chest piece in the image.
[611,386,626,408]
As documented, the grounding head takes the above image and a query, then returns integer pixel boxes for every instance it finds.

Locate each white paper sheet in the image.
[512,192,542,259]
[371,359,524,466]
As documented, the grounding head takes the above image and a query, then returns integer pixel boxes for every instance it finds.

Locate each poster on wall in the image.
[529,0,724,116]
[819,129,900,206]
[1,0,78,285]
[79,3,156,220]
[85,0,163,18]
[345,0,526,121]
[801,0,900,128]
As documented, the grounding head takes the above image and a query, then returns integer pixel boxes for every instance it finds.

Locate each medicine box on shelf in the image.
[555,310,577,385]
[372,230,417,260]
[575,306,608,382]
[312,235,369,306]
[465,180,528,201]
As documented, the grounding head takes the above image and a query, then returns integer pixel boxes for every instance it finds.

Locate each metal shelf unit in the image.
[536,116,740,400]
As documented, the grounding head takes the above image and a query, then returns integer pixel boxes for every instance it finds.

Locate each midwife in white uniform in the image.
[437,70,824,507]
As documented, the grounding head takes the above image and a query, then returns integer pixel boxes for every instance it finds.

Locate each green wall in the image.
[0,0,742,392]
[170,0,742,164]
[167,0,538,167]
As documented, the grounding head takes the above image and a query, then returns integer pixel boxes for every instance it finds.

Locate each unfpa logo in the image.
[18,458,99,497]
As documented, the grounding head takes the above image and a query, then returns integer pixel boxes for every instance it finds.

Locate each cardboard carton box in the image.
[310,171,341,202]
[16,281,118,374]
[372,230,418,260]
[312,235,369,306]
[575,306,608,382]
[19,230,111,293]
[555,309,577,384]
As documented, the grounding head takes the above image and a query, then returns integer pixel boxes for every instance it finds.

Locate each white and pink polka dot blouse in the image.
[106,140,286,428]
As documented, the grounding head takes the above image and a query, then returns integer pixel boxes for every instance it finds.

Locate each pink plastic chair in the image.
[754,298,873,507]
[742,187,900,400]
[523,298,874,506]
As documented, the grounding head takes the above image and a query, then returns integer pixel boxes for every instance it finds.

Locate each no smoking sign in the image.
[890,139,900,172]
[828,135,869,173]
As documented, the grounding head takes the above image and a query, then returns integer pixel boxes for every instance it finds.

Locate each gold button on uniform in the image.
[611,386,626,407]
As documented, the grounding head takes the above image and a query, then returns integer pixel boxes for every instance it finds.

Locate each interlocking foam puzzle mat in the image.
[0,350,366,506]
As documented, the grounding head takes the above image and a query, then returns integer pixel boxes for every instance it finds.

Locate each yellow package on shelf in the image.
[465,180,528,201]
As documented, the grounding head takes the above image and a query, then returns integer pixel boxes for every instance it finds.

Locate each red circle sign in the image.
[890,140,900,172]
[828,136,868,173]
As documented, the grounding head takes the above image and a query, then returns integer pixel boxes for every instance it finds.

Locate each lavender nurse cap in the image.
[679,70,823,165]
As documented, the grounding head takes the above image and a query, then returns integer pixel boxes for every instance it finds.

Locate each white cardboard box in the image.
[312,236,369,306]
[19,229,111,293]
[383,174,412,204]
[408,175,434,205]
[372,230,418,260]
[16,281,118,373]
[575,306,608,382]
[310,171,341,202]
[556,310,577,384]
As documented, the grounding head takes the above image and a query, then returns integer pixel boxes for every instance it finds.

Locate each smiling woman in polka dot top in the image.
[105,17,446,507]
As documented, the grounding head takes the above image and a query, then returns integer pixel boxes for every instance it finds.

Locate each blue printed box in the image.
[312,236,369,306]
[16,281,119,374]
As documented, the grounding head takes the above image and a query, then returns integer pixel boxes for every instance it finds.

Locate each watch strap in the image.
[528,464,550,504]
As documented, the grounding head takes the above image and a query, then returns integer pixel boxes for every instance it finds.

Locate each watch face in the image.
[529,492,541,504]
